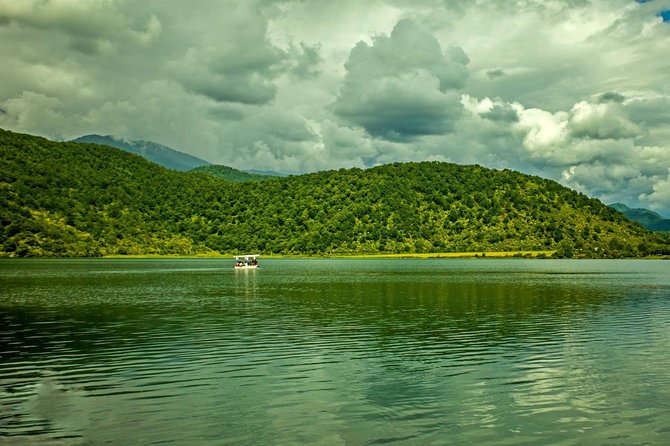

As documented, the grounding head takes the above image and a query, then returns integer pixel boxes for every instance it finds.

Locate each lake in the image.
[1,258,669,445]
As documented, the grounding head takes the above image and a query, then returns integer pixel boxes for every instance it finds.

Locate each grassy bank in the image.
[102,251,556,259]
[333,251,556,259]
[102,253,228,259]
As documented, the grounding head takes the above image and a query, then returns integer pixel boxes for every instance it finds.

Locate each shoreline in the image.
[98,251,556,260]
[4,252,668,260]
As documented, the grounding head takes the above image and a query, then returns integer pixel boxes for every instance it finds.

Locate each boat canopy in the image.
[234,254,260,261]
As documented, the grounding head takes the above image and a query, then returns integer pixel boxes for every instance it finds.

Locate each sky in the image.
[1,0,669,215]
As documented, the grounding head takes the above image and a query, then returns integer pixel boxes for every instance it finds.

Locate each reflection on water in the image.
[1,259,669,445]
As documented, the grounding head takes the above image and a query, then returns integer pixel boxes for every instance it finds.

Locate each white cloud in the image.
[640,170,670,211]
[515,107,570,159]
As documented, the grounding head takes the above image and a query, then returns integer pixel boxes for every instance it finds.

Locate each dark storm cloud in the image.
[169,10,284,105]
[173,51,279,106]
[331,19,469,140]
[598,92,626,103]
[0,1,161,53]
[481,103,519,123]
[486,69,506,79]
[287,43,322,79]
[171,26,320,105]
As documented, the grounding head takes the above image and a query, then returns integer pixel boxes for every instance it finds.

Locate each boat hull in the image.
[233,254,260,269]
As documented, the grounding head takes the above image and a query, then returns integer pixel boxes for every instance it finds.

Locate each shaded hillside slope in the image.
[2,130,220,256]
[1,128,668,257]
[72,134,210,171]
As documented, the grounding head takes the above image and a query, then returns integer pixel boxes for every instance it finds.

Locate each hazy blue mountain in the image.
[609,203,670,231]
[71,134,211,171]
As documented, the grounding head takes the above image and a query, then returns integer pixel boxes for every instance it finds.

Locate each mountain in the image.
[71,134,211,171]
[2,128,669,258]
[189,165,272,182]
[609,203,670,231]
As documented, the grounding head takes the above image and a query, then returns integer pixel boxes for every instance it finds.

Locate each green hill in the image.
[609,203,670,231]
[1,128,668,258]
[189,165,272,182]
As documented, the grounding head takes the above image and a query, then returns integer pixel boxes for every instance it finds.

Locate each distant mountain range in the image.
[71,134,287,181]
[71,134,211,171]
[609,203,670,231]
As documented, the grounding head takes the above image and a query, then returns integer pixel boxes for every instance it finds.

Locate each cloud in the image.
[168,2,285,105]
[0,0,669,214]
[514,106,570,161]
[624,94,670,147]
[285,42,322,79]
[0,0,161,53]
[640,169,670,211]
[504,97,645,166]
[567,101,641,140]
[486,69,506,79]
[562,157,670,212]
[331,19,469,141]
[169,3,321,106]
[481,103,519,123]
[171,48,279,105]
[460,91,670,213]
[546,141,670,213]
[0,92,69,139]
[598,91,626,104]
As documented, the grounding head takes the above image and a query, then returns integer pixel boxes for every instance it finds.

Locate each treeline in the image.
[189,165,271,182]
[1,128,668,258]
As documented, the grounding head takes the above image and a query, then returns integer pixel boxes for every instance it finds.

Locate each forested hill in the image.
[189,165,272,182]
[1,128,668,258]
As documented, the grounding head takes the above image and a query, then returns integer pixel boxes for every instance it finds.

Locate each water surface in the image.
[1,259,669,445]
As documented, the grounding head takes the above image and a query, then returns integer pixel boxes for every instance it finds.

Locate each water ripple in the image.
[1,259,669,445]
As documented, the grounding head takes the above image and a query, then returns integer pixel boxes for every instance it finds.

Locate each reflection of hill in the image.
[2,259,667,444]
[0,259,655,366]
[272,275,620,353]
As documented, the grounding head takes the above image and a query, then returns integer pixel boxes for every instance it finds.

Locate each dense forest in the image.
[189,165,272,182]
[1,128,668,258]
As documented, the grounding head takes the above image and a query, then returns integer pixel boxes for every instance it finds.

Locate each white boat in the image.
[234,254,260,269]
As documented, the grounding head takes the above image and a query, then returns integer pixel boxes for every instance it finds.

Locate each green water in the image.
[1,259,669,445]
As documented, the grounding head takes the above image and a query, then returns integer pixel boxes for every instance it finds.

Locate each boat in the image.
[234,254,260,269]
